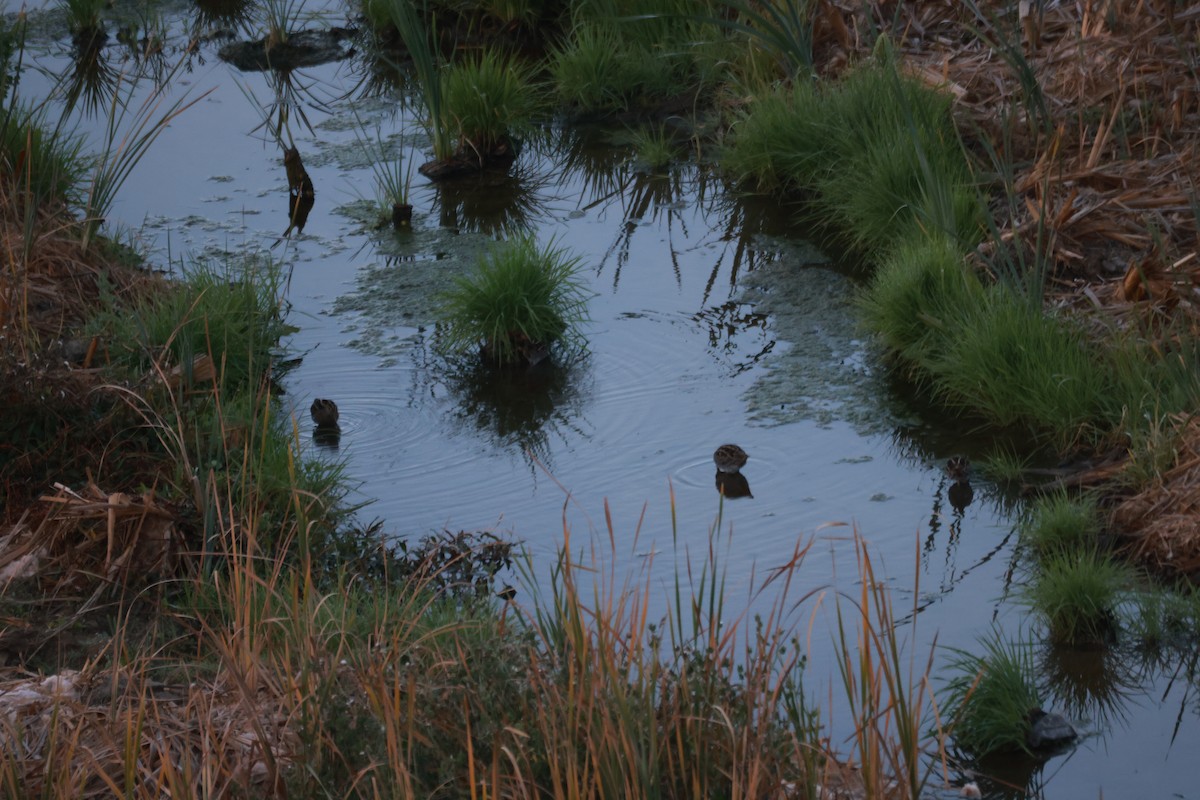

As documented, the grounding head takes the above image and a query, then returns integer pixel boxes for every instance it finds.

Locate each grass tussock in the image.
[931,289,1113,444]
[1022,549,1134,646]
[549,0,722,114]
[725,52,983,255]
[1021,491,1101,558]
[943,630,1042,756]
[441,48,542,159]
[438,235,590,365]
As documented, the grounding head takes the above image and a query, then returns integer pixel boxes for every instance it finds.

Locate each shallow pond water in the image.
[9,2,1200,796]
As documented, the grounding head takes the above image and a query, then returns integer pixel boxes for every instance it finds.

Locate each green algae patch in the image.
[329,229,495,361]
[737,239,898,435]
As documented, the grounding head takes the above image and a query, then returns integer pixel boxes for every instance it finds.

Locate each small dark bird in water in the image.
[945,456,971,484]
[310,398,339,428]
[713,444,749,474]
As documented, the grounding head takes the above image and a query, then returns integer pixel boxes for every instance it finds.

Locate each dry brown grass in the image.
[814,1,1197,299]
[0,171,171,514]
[0,177,162,358]
[1113,413,1200,573]
[0,665,296,798]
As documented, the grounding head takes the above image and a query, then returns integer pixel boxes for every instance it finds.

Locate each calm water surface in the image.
[10,3,1199,796]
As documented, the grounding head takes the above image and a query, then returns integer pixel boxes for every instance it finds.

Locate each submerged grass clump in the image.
[943,631,1042,756]
[438,236,590,365]
[1022,550,1134,645]
[1021,491,1101,558]
[441,48,542,159]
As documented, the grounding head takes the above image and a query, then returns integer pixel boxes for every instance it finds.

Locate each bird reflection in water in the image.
[715,470,753,499]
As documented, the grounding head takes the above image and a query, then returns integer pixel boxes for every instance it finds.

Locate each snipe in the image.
[945,455,970,484]
[713,444,749,474]
[310,398,340,428]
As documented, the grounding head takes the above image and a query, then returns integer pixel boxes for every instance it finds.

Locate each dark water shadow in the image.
[59,26,118,117]
[191,0,253,30]
[436,350,590,472]
[953,748,1054,800]
[428,160,552,237]
[1038,640,1144,731]
[715,470,752,499]
[313,425,341,451]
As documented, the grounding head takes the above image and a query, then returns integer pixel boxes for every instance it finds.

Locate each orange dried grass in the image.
[0,175,164,354]
[0,667,296,798]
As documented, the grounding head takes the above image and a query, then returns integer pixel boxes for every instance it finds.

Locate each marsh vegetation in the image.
[3,1,1200,798]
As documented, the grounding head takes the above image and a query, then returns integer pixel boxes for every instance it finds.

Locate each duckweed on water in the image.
[739,250,893,433]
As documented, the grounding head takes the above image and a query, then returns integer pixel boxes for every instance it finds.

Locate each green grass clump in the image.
[859,232,985,367]
[441,48,542,157]
[549,24,671,113]
[820,126,980,253]
[549,0,720,114]
[1022,550,1134,645]
[943,631,1041,756]
[931,288,1113,446]
[439,236,589,365]
[706,0,814,79]
[815,65,981,252]
[87,254,291,391]
[725,53,982,254]
[1021,492,1100,558]
[626,123,682,171]
[721,81,831,191]
[0,105,86,211]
